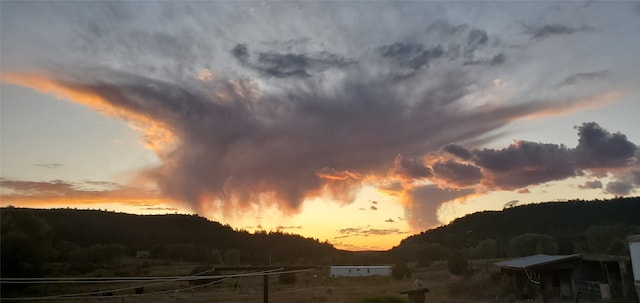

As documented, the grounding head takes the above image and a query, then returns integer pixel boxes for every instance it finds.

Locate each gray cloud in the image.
[232,43,355,78]
[442,144,473,160]
[376,42,445,71]
[559,71,609,86]
[393,155,432,180]
[579,180,603,189]
[606,181,634,196]
[524,23,593,40]
[2,2,637,226]
[574,122,638,168]
[405,185,475,230]
[432,160,483,187]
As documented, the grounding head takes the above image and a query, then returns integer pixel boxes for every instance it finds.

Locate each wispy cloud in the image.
[33,163,63,169]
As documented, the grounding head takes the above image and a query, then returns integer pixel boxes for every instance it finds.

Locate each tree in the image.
[447,250,468,276]
[472,239,497,259]
[391,261,412,280]
[507,233,558,257]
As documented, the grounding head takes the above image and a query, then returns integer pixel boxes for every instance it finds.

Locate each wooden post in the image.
[263,274,269,303]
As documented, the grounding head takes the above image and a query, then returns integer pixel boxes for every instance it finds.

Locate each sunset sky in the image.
[1,1,639,251]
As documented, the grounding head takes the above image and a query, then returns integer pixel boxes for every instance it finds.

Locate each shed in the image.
[495,254,581,302]
[329,265,391,277]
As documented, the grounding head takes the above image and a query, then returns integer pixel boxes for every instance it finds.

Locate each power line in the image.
[0,267,315,301]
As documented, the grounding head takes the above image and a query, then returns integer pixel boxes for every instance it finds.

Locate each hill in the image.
[390,196,640,263]
[0,208,338,278]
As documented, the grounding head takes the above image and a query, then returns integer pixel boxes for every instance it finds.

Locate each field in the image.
[2,259,504,303]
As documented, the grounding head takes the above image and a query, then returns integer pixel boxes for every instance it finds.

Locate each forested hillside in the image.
[2,197,639,279]
[0,208,337,278]
[391,197,640,264]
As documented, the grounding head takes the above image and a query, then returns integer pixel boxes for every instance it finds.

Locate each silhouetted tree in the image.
[391,261,412,280]
[447,250,468,276]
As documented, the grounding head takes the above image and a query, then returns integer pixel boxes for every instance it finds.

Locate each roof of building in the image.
[330,265,391,269]
[494,254,581,270]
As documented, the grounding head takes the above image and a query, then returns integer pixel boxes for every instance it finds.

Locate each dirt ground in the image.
[4,260,503,303]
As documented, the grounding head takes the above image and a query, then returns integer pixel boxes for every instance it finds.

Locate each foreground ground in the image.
[3,259,502,303]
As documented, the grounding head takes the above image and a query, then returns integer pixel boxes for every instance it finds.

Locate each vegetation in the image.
[447,250,468,276]
[1,196,638,285]
[391,261,412,280]
[393,196,640,264]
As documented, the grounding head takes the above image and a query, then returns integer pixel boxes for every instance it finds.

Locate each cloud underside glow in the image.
[1,2,639,232]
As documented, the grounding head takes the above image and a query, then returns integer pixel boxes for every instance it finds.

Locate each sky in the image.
[1,1,639,251]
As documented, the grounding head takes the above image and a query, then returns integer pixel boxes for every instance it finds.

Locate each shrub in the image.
[391,261,412,280]
[447,250,468,276]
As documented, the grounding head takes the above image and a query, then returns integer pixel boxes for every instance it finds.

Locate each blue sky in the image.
[1,1,639,250]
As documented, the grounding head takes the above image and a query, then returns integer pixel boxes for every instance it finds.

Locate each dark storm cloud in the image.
[393,155,432,179]
[442,144,473,160]
[574,122,638,168]
[4,1,637,226]
[579,180,603,189]
[432,160,483,187]
[464,53,506,66]
[524,23,593,40]
[559,71,608,86]
[605,181,634,196]
[463,123,638,190]
[473,141,576,189]
[404,185,475,230]
[376,42,445,71]
[232,43,355,78]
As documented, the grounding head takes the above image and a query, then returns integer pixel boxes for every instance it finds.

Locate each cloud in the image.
[605,181,634,196]
[524,23,593,40]
[559,71,609,86]
[376,42,445,76]
[232,43,355,78]
[337,226,407,237]
[0,178,166,207]
[393,155,432,180]
[474,141,576,189]
[442,144,473,160]
[574,122,638,168]
[432,160,483,187]
[579,180,603,190]
[1,2,636,230]
[403,185,475,230]
[34,163,63,169]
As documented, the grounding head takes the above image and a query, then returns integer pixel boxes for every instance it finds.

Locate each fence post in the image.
[263,274,269,303]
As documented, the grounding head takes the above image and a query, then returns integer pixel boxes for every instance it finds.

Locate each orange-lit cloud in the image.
[0,178,176,210]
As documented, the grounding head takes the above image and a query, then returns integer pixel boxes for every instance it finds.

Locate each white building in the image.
[329,265,392,277]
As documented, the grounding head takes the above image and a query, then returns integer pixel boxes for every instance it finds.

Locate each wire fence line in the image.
[1,267,316,301]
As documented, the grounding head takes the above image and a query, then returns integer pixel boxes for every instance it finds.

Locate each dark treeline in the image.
[390,196,640,264]
[2,197,639,280]
[0,208,340,279]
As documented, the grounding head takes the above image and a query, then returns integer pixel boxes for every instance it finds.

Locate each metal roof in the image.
[494,254,581,270]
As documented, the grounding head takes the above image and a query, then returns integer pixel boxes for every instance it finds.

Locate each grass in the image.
[3,260,503,302]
